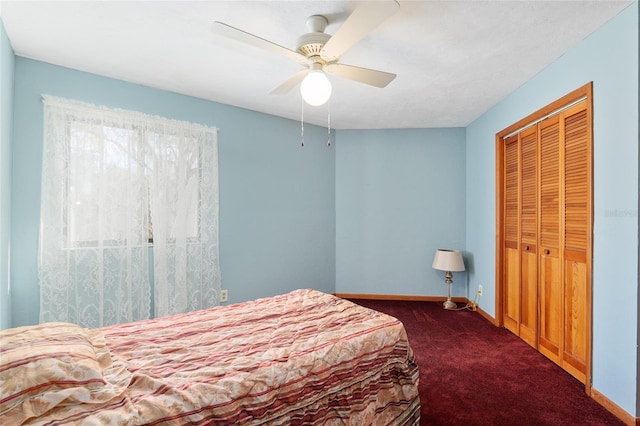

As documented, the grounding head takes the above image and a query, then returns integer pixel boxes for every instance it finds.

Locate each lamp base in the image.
[443,299,457,310]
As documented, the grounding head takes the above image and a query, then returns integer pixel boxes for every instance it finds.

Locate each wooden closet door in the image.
[518,126,538,347]
[503,134,520,335]
[562,102,590,383]
[498,83,592,387]
[538,115,562,363]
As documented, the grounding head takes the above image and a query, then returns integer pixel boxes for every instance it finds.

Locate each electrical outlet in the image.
[478,285,483,296]
[220,289,228,303]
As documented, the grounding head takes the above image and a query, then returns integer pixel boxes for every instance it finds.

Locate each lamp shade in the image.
[432,249,465,272]
[300,70,332,106]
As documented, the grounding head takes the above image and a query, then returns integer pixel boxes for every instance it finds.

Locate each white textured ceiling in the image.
[0,1,632,129]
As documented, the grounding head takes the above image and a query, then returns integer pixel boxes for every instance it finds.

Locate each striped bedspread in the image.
[1,289,420,425]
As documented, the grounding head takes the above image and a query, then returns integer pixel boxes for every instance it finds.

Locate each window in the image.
[64,123,202,247]
[39,96,221,328]
[65,123,150,247]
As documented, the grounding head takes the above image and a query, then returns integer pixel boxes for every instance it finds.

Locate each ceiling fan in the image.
[211,1,400,106]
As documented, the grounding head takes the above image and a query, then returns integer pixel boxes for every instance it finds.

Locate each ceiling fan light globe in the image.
[300,70,332,106]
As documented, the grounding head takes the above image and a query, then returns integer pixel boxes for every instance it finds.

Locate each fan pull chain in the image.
[300,97,305,147]
[327,100,331,147]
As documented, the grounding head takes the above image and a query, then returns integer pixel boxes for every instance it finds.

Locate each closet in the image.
[496,83,592,387]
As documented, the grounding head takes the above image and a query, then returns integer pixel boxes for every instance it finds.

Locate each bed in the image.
[1,289,420,425]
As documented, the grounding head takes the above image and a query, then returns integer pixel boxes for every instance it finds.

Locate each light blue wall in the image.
[466,2,638,416]
[10,58,335,328]
[0,19,14,330]
[335,128,466,297]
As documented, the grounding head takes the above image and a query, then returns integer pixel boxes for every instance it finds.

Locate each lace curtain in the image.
[147,120,221,317]
[39,96,221,328]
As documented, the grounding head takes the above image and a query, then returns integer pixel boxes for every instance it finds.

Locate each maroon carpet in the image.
[349,299,623,426]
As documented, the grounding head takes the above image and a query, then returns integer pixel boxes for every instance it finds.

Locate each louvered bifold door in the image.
[498,83,592,387]
[561,101,590,383]
[538,115,562,364]
[503,134,520,335]
[518,126,538,348]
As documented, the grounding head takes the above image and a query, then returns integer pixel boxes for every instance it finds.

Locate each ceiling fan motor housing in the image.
[297,15,332,62]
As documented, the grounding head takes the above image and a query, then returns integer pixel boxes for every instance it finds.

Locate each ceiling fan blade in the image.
[270,69,310,95]
[212,21,309,67]
[320,0,399,61]
[324,63,396,88]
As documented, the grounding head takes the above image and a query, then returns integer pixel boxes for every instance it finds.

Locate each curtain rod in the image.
[501,96,587,140]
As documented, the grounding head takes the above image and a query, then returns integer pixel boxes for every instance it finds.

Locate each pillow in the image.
[0,322,131,422]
